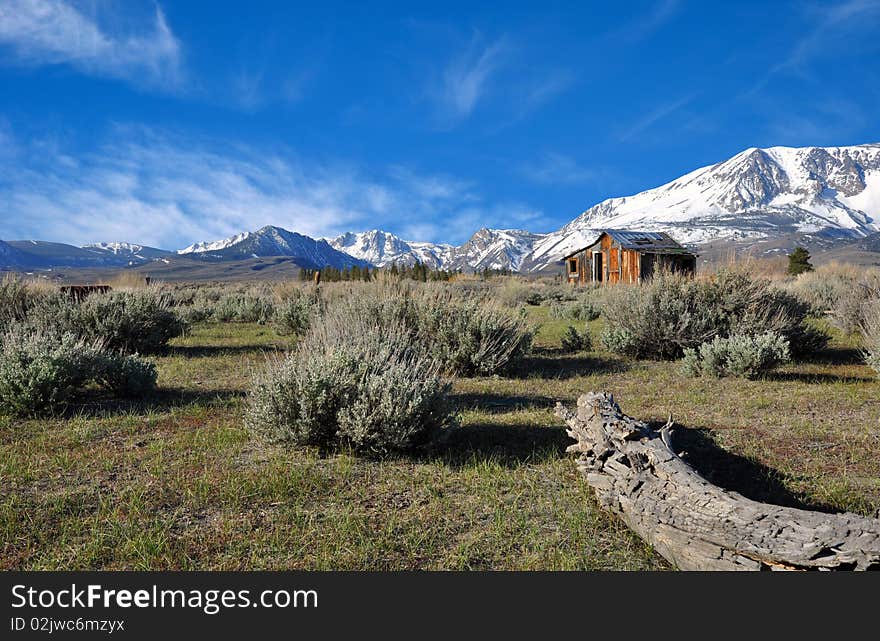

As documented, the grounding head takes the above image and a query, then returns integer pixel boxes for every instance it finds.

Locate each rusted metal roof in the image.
[562,229,695,259]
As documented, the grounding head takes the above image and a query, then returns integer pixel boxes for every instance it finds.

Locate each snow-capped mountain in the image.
[6,144,880,276]
[163,142,880,275]
[444,228,544,271]
[525,143,880,270]
[84,242,172,264]
[329,227,542,271]
[329,230,454,268]
[2,240,167,269]
[176,225,368,270]
[178,232,253,255]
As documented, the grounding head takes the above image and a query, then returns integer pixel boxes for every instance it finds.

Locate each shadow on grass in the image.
[656,421,840,513]
[452,391,557,414]
[65,387,245,418]
[507,350,629,380]
[799,346,864,366]
[765,371,875,384]
[428,421,571,469]
[168,344,285,358]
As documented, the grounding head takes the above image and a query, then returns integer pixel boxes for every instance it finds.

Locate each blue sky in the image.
[1,0,879,250]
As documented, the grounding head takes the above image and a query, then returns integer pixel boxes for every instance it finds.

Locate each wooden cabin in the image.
[563,230,696,285]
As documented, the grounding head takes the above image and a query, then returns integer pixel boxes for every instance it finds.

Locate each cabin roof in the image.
[561,229,695,260]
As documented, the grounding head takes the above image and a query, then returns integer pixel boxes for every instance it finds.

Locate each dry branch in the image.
[556,391,880,571]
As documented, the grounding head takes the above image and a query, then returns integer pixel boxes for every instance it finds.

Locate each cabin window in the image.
[568,258,578,275]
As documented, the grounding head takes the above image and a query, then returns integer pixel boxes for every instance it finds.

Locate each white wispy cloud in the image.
[604,0,682,43]
[618,93,696,142]
[518,73,574,113]
[782,0,880,72]
[520,152,598,185]
[432,34,510,123]
[763,98,870,144]
[739,0,880,100]
[426,31,575,129]
[0,125,533,248]
[0,0,182,89]
[231,68,266,112]
[482,70,576,132]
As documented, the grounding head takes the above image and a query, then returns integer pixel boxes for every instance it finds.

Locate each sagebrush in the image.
[273,288,322,336]
[550,297,601,321]
[315,283,534,376]
[860,299,880,376]
[560,325,592,353]
[600,269,827,360]
[246,311,455,454]
[29,290,186,355]
[0,324,157,416]
[681,332,790,379]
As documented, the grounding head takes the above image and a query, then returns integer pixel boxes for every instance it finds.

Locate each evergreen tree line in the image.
[299,261,514,282]
[299,265,376,282]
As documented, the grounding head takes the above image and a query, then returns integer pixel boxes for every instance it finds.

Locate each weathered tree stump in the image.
[556,392,880,570]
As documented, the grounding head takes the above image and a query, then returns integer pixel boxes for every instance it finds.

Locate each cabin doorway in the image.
[592,251,603,283]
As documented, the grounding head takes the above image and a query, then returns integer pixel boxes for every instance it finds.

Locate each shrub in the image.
[0,328,92,415]
[600,269,828,360]
[0,277,39,328]
[600,326,638,355]
[860,299,880,375]
[273,289,321,336]
[540,284,578,304]
[318,283,534,376]
[213,293,275,324]
[31,290,186,355]
[0,325,157,416]
[830,272,880,336]
[681,333,790,380]
[496,279,541,308]
[93,352,158,397]
[716,276,828,357]
[780,265,856,315]
[417,294,534,376]
[334,346,454,453]
[245,313,455,454]
[600,271,717,359]
[550,298,601,321]
[176,302,214,325]
[560,325,592,353]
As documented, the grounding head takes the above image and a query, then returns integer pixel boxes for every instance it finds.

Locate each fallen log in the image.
[556,392,880,571]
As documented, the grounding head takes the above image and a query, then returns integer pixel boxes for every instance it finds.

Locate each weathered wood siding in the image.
[565,250,590,284]
[621,249,640,284]
[565,231,694,285]
[602,234,618,283]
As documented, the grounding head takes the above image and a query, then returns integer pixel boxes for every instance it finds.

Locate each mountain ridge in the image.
[4,143,880,273]
[174,225,369,270]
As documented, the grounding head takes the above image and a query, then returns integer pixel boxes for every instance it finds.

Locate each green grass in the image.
[2,311,879,570]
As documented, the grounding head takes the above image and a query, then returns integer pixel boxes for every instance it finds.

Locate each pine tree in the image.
[787,246,814,275]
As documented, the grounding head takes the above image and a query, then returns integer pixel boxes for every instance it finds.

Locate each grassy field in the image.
[2,305,879,570]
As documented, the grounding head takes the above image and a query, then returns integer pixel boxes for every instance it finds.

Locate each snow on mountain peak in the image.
[555,143,880,246]
[84,242,145,254]
[178,231,252,254]
[329,229,453,268]
[168,143,880,274]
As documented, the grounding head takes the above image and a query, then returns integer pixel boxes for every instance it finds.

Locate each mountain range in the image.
[3,143,879,276]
